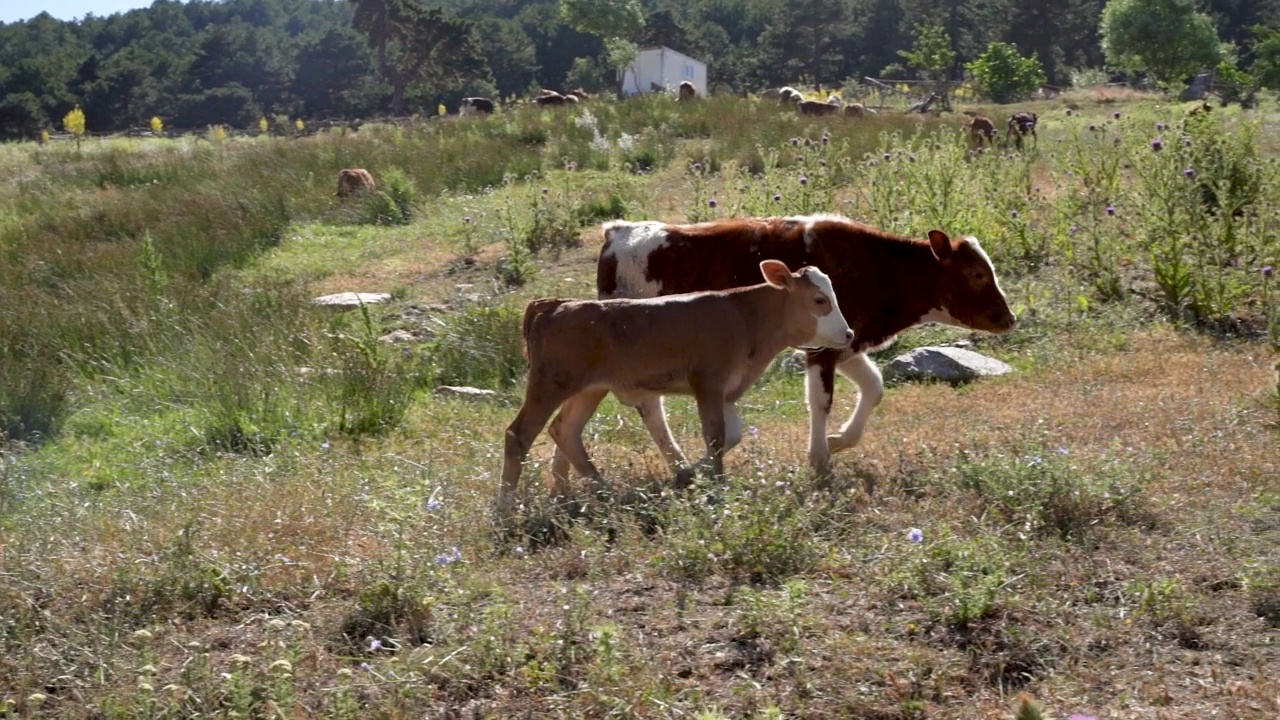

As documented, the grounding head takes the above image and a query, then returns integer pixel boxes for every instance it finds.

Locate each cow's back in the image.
[597,218,810,299]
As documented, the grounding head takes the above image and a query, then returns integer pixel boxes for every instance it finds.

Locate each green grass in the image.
[1,93,1277,718]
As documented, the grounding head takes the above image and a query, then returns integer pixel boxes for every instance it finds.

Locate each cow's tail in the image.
[521,298,569,361]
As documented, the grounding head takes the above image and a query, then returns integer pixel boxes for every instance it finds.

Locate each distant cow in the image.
[678,81,698,101]
[460,97,495,117]
[568,88,592,101]
[844,103,876,118]
[793,94,844,115]
[499,260,853,518]
[965,113,998,149]
[776,86,803,104]
[335,168,376,198]
[1006,111,1038,150]
[593,215,1017,477]
[535,90,577,107]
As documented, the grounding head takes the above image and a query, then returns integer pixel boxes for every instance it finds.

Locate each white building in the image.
[619,46,708,97]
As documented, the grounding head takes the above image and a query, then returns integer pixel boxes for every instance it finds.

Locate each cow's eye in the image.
[814,295,828,305]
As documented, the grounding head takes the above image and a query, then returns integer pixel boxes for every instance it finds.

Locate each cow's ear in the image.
[928,230,953,262]
[759,259,791,288]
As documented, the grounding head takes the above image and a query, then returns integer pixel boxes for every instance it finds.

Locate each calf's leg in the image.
[547,388,609,504]
[498,395,561,521]
[686,387,728,483]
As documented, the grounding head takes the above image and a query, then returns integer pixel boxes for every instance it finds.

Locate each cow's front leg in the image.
[805,351,838,476]
[826,352,884,455]
[635,395,690,471]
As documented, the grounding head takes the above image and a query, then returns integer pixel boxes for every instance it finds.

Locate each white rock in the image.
[311,292,392,308]
[433,385,498,400]
[378,330,418,344]
[884,346,1013,384]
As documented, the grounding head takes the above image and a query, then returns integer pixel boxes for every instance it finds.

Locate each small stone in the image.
[378,330,418,344]
[434,385,498,401]
[311,292,392,308]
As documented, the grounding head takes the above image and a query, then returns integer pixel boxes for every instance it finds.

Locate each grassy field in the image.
[1,90,1277,719]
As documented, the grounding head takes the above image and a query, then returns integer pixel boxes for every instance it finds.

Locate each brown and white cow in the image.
[499,260,853,518]
[460,97,495,117]
[965,114,998,149]
[592,215,1017,477]
[678,81,698,101]
[335,168,376,198]
[1006,111,1038,150]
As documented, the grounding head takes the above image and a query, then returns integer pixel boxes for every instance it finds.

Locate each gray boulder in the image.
[884,346,1013,384]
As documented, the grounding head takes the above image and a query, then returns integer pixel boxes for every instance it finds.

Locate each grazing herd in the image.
[499,214,1017,520]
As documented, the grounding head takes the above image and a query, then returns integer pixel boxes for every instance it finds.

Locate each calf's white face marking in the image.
[800,267,853,349]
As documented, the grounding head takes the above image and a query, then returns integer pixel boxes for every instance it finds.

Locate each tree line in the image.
[0,0,1276,139]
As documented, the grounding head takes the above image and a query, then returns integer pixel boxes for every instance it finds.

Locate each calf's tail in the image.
[521,298,569,361]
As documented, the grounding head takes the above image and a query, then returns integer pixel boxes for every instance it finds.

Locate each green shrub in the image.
[967,42,1047,103]
[358,190,406,226]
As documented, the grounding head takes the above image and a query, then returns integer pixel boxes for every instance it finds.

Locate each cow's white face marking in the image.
[801,268,853,349]
[601,221,668,298]
[961,235,1009,302]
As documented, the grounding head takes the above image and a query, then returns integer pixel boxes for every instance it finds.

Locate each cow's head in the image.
[760,259,854,350]
[927,230,1017,334]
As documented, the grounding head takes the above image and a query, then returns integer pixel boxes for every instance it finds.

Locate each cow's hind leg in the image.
[826,352,884,455]
[805,351,838,476]
[548,389,609,506]
[635,396,691,471]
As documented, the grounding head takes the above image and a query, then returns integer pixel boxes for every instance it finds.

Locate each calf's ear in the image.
[759,259,792,287]
[928,230,954,262]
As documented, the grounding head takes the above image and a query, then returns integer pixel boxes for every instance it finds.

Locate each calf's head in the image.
[927,230,1018,334]
[760,259,854,349]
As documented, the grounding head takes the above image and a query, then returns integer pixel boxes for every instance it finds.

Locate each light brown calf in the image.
[498,260,854,518]
[335,168,376,198]
[678,81,698,101]
[966,114,998,149]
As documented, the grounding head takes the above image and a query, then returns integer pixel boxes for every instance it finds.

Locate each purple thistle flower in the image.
[1069,224,1079,234]
[361,662,372,672]
[708,198,717,208]
[463,216,472,224]
[541,187,548,195]
[1263,265,1274,278]
[790,137,799,147]
[773,193,782,202]
[1151,138,1163,152]
[369,638,383,652]
[821,134,830,145]
[799,176,808,186]
[1065,108,1073,116]
[1113,111,1121,119]
[1106,205,1116,216]
[1088,124,1097,132]
[692,162,702,172]
[1184,167,1195,178]
[907,154,916,162]
[435,546,462,566]
[883,152,892,161]
[1011,209,1019,219]
[565,161,577,171]
[907,528,924,543]
[1156,122,1166,131]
